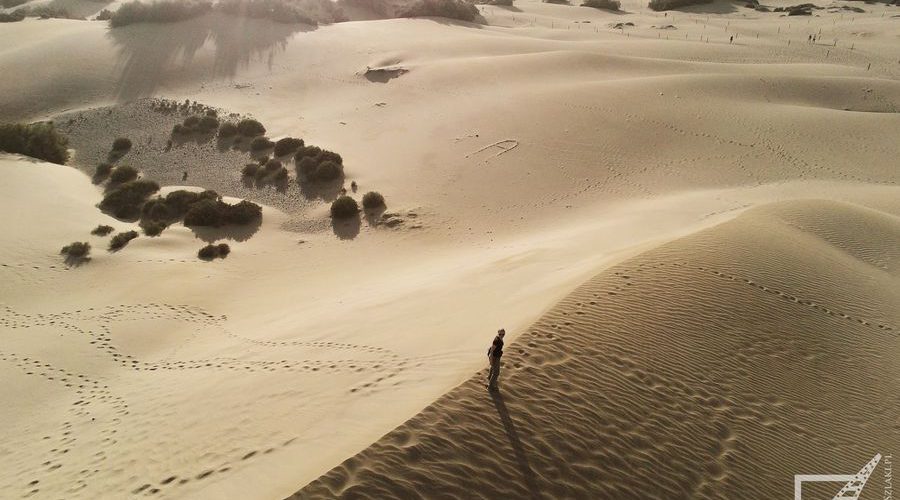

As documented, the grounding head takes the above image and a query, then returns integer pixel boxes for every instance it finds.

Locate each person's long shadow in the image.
[490,390,542,500]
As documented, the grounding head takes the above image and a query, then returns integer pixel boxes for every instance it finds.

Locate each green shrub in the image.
[111,137,132,152]
[314,160,343,182]
[91,224,115,236]
[109,0,213,27]
[330,195,359,218]
[99,180,160,220]
[163,189,218,217]
[399,0,479,21]
[273,137,304,157]
[61,241,91,258]
[216,243,231,256]
[109,230,138,251]
[95,8,112,20]
[142,220,167,236]
[362,191,385,210]
[183,115,201,129]
[198,244,218,260]
[184,199,262,227]
[0,10,26,22]
[140,198,172,223]
[0,122,69,164]
[582,0,619,9]
[241,163,259,177]
[1,0,28,8]
[109,165,139,184]
[218,122,238,138]
[199,115,219,132]
[648,0,711,10]
[250,136,274,151]
[236,119,266,137]
[94,163,114,181]
[264,158,283,171]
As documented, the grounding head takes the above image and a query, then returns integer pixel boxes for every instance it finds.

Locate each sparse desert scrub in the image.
[111,137,132,154]
[0,122,69,164]
[198,242,231,260]
[91,225,115,236]
[218,122,238,138]
[94,163,114,182]
[109,231,138,251]
[61,241,91,259]
[250,136,275,151]
[216,0,317,24]
[95,8,112,20]
[1,0,28,8]
[241,163,260,177]
[273,137,304,157]
[163,189,219,218]
[99,180,160,220]
[295,146,345,183]
[0,10,26,22]
[183,199,262,227]
[330,195,359,218]
[582,0,620,9]
[109,0,213,27]
[172,114,218,137]
[236,119,266,137]
[399,0,479,21]
[142,220,167,236]
[648,0,711,10]
[362,191,386,211]
[109,165,139,184]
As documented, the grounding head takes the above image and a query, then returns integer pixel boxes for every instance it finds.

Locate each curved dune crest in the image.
[292,199,900,499]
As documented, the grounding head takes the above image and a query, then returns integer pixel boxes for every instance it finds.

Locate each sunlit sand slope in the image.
[293,198,900,499]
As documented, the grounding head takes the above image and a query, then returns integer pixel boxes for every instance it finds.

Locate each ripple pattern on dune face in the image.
[293,199,900,500]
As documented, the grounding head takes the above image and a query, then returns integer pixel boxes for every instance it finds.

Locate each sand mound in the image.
[293,198,900,499]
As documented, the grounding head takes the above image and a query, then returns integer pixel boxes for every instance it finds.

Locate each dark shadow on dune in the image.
[63,255,91,268]
[299,178,344,202]
[332,215,360,240]
[363,67,408,83]
[108,12,314,102]
[491,391,542,500]
[189,219,262,243]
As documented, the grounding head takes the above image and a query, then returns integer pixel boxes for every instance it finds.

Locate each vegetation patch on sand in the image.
[109,0,213,27]
[399,0,479,21]
[198,242,231,260]
[0,122,69,164]
[648,0,712,10]
[582,0,620,10]
[108,230,138,251]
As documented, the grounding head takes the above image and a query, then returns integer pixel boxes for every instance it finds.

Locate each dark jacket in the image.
[488,336,504,358]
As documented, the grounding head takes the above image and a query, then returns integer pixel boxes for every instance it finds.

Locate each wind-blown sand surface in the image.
[1,0,898,497]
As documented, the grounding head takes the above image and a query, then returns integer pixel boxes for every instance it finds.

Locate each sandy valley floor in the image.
[1,0,898,498]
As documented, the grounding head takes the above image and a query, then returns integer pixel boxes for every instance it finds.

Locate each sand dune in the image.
[293,198,900,499]
[1,0,898,497]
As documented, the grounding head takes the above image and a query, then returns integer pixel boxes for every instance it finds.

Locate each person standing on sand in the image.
[487,329,505,391]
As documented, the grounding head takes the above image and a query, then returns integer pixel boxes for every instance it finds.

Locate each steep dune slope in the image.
[293,198,900,499]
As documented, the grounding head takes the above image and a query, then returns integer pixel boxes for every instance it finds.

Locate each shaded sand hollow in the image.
[294,198,900,499]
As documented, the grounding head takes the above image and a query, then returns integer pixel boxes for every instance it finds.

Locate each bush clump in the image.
[236,119,266,137]
[111,137,132,153]
[330,195,359,218]
[109,165,139,184]
[218,122,238,138]
[273,137,304,157]
[109,231,139,251]
[99,179,160,220]
[172,114,218,137]
[199,115,219,132]
[61,241,91,258]
[582,0,620,9]
[294,146,345,183]
[0,10,26,22]
[648,0,711,10]
[399,0,479,20]
[1,0,27,8]
[241,163,260,177]
[0,122,69,164]
[184,199,262,227]
[109,0,213,27]
[142,220,167,236]
[250,136,275,151]
[94,163,114,182]
[91,224,115,236]
[361,191,385,210]
[163,189,218,218]
[198,242,231,260]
